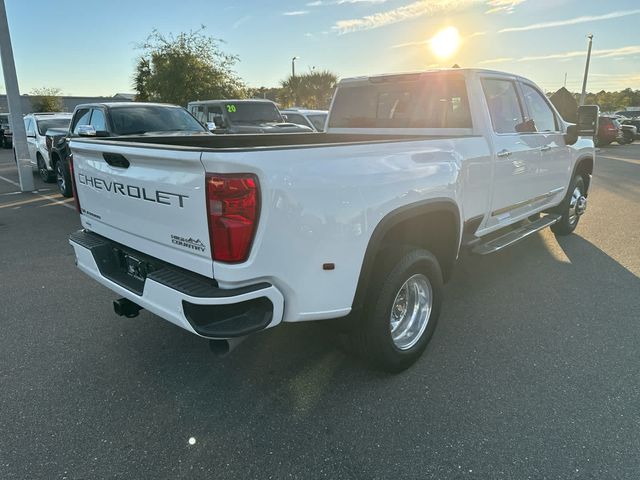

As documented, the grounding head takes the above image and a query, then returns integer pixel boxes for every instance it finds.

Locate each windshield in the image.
[37,118,71,136]
[110,106,205,135]
[224,102,283,125]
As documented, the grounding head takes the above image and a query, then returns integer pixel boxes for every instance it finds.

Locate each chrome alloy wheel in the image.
[390,274,433,351]
[568,185,587,225]
[56,162,66,193]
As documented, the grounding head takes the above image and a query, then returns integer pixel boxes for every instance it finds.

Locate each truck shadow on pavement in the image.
[104,230,639,418]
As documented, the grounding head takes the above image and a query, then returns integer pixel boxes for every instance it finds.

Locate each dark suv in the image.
[47,102,209,196]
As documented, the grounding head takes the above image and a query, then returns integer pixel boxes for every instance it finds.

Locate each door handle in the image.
[497,149,512,158]
[540,145,552,152]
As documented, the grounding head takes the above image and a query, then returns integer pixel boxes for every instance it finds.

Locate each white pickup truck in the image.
[68,69,598,372]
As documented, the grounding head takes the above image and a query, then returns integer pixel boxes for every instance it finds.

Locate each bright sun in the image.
[430,27,461,59]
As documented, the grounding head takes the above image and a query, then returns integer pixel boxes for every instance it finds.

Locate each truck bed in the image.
[74,132,472,151]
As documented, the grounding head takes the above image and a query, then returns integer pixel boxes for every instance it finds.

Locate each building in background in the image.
[0,93,134,114]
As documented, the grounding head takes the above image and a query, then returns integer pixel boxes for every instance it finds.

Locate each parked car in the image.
[595,115,622,147]
[68,68,597,372]
[0,113,12,148]
[23,112,73,182]
[614,110,640,119]
[618,121,637,144]
[187,99,312,134]
[48,102,210,197]
[280,108,328,132]
[621,118,640,139]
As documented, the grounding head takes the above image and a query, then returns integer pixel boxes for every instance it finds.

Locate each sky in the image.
[2,0,640,97]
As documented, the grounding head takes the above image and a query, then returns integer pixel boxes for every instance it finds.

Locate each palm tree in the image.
[279,70,338,109]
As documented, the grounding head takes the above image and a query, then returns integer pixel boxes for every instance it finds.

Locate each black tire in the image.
[55,158,73,197]
[37,154,55,183]
[551,174,586,236]
[348,248,443,372]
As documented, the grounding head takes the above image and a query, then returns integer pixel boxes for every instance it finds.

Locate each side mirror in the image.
[206,121,216,131]
[565,105,599,146]
[576,105,599,136]
[565,124,579,146]
[282,114,289,121]
[77,125,96,137]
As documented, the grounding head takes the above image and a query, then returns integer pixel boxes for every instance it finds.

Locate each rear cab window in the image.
[328,73,472,130]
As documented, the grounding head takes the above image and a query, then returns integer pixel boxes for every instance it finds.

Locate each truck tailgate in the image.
[70,140,213,277]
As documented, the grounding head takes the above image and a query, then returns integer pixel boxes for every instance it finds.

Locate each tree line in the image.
[133,27,337,110]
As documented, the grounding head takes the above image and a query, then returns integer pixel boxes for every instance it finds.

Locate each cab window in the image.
[190,105,206,123]
[481,78,525,134]
[72,109,91,134]
[207,106,224,123]
[521,83,559,132]
[89,109,107,132]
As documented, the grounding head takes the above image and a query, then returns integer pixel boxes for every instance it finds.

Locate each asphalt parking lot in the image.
[1,143,639,480]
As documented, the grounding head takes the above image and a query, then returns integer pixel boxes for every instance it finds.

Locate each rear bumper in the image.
[69,230,284,339]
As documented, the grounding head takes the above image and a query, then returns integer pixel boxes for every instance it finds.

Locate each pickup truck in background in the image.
[47,102,210,197]
[23,112,72,183]
[188,99,312,134]
[68,68,598,372]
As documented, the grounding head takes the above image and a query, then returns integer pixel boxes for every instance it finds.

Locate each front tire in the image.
[349,249,443,372]
[551,174,587,236]
[55,159,73,197]
[37,154,55,183]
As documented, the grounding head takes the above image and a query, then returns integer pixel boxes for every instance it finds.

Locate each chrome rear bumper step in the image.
[472,214,561,255]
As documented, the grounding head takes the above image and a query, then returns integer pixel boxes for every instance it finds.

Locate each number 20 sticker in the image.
[226,105,236,113]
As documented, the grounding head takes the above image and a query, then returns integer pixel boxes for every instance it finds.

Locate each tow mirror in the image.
[565,105,599,146]
[576,105,599,136]
[77,125,96,137]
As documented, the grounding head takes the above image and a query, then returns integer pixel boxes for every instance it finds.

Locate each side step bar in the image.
[472,214,561,255]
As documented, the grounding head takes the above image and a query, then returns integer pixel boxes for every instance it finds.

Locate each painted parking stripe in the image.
[0,174,76,210]
[0,193,63,209]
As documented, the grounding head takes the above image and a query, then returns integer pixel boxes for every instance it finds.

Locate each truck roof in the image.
[73,102,184,110]
[187,99,276,105]
[339,68,527,86]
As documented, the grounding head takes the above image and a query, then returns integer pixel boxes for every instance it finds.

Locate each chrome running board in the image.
[472,214,561,255]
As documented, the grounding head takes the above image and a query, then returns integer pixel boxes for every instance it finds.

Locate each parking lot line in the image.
[0,194,63,209]
[0,173,20,187]
[39,197,75,207]
[0,174,76,210]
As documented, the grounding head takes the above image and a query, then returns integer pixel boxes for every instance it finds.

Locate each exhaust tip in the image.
[209,336,247,357]
[113,298,142,318]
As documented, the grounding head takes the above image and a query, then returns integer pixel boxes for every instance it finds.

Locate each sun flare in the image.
[430,27,461,59]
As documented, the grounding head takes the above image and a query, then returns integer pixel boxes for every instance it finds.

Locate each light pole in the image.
[292,56,299,78]
[579,34,593,106]
[0,0,34,191]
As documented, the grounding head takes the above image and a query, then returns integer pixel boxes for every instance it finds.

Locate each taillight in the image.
[206,173,259,263]
[68,154,81,213]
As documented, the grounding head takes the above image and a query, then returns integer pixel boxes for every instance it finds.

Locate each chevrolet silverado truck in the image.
[48,102,209,197]
[68,69,598,372]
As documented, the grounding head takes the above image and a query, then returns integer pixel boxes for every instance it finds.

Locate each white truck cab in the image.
[68,69,598,371]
